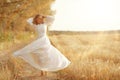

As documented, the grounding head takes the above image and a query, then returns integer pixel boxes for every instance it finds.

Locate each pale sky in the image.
[50,0,120,31]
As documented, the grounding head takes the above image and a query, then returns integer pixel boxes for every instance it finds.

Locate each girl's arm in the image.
[44,16,55,25]
[27,17,34,26]
[27,15,55,26]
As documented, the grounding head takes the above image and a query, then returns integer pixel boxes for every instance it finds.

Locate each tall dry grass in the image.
[0,0,55,32]
[0,31,120,80]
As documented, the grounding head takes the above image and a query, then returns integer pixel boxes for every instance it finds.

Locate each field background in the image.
[0,0,120,80]
[0,31,120,80]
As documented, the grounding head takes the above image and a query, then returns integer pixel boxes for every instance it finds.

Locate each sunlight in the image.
[50,0,120,31]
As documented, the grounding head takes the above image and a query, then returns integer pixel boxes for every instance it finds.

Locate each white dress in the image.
[13,16,71,71]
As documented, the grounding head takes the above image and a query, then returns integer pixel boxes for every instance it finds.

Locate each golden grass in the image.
[0,31,120,80]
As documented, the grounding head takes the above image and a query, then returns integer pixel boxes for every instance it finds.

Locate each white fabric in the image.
[13,16,71,71]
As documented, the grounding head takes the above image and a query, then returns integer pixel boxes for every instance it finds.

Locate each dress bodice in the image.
[33,24,47,38]
[27,16,54,38]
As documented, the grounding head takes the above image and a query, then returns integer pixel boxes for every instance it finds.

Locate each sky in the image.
[50,0,120,31]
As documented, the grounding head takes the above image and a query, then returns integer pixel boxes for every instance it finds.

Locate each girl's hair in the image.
[32,14,46,24]
[32,14,40,24]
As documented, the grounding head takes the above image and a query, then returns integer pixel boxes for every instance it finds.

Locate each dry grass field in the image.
[0,31,120,80]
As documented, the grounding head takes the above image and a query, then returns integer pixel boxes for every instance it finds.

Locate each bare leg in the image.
[41,71,47,76]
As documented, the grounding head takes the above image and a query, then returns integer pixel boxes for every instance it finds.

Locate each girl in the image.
[13,14,71,72]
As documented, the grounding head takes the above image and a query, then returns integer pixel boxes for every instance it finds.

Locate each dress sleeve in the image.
[44,16,55,25]
[27,17,34,26]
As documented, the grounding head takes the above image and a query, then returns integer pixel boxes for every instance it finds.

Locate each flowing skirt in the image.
[13,36,71,71]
